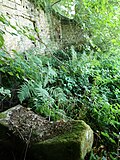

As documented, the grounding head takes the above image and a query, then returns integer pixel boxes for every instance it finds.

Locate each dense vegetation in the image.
[0,0,120,159]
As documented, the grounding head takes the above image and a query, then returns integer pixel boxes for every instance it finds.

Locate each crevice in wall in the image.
[32,20,38,47]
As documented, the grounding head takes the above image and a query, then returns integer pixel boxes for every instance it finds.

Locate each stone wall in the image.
[0,0,54,53]
[61,19,84,50]
[51,13,84,50]
[0,0,83,53]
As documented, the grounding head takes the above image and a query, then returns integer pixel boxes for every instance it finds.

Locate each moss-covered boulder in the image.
[28,120,93,160]
[0,105,93,160]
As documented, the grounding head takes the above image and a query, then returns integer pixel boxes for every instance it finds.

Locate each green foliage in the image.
[0,87,11,97]
[51,0,120,51]
[1,45,120,159]
[0,1,120,159]
[0,33,4,48]
[0,15,6,48]
[0,87,11,106]
[29,0,51,10]
[0,49,67,120]
[52,0,76,18]
[1,46,119,158]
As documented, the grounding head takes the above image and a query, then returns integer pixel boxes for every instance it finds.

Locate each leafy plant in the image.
[0,38,119,159]
[50,47,120,158]
[0,1,120,159]
[0,87,11,111]
[0,33,4,48]
[0,87,11,97]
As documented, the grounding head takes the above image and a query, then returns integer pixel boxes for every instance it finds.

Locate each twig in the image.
[23,127,32,160]
[51,0,61,7]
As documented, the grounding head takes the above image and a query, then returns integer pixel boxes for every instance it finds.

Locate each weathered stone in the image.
[0,0,84,53]
[0,5,17,15]
[3,0,16,9]
[0,105,93,160]
[0,0,51,53]
[29,120,93,160]
[61,23,85,48]
[15,0,21,5]
[15,4,24,12]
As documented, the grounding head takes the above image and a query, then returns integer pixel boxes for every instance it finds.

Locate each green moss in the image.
[42,120,87,144]
[0,113,7,119]
[30,141,80,160]
[0,113,8,127]
[29,120,89,160]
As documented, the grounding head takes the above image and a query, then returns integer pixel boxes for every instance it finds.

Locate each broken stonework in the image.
[0,105,93,160]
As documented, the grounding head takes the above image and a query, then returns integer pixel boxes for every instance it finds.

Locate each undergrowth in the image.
[0,8,120,159]
[0,45,120,159]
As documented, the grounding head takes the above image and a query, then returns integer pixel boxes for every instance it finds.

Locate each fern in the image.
[18,80,55,117]
[18,79,67,120]
[43,63,57,87]
[71,45,77,62]
[18,80,36,103]
[50,87,67,107]
[18,82,30,103]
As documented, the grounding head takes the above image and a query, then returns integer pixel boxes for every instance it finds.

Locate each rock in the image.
[0,105,93,160]
[28,120,93,160]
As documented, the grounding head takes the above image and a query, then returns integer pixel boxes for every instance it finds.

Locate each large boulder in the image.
[0,105,93,160]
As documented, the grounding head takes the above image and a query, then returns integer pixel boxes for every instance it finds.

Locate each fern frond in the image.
[35,83,49,98]
[18,82,31,103]
[18,80,36,103]
[71,45,77,62]
[35,83,54,105]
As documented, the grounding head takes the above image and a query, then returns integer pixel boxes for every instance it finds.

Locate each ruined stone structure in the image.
[0,0,84,53]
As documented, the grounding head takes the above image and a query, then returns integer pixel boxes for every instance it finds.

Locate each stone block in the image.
[15,0,21,5]
[0,0,56,53]
[29,120,93,160]
[0,5,17,15]
[0,105,93,160]
[15,3,23,12]
[3,0,16,9]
